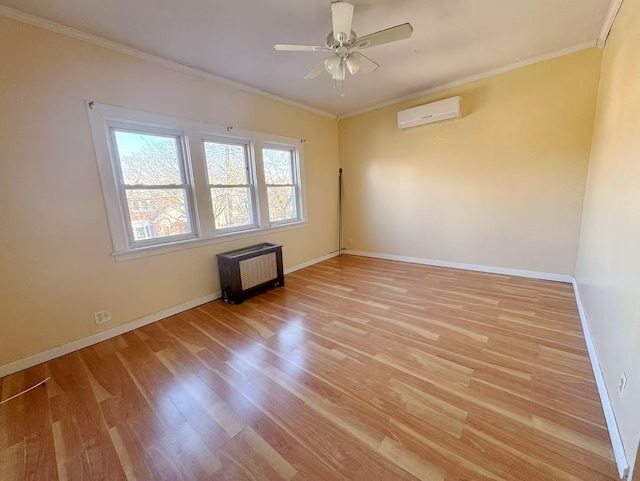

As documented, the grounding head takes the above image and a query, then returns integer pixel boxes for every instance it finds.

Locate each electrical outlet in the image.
[94,309,112,325]
[618,371,628,399]
[347,237,354,247]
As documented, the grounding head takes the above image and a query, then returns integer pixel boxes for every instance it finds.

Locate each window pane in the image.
[114,131,182,185]
[263,148,293,185]
[204,142,248,185]
[125,189,191,241]
[211,187,252,229]
[267,186,296,222]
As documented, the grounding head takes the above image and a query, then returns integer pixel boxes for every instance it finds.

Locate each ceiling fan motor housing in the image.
[326,31,357,50]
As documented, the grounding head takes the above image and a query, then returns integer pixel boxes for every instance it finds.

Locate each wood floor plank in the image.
[0,255,619,480]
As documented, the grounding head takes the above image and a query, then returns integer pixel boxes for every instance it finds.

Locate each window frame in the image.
[261,144,303,226]
[108,123,198,248]
[87,102,306,261]
[202,136,259,234]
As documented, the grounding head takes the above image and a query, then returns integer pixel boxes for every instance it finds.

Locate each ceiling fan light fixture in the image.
[332,62,346,81]
[275,1,413,97]
[346,55,361,75]
[324,55,341,75]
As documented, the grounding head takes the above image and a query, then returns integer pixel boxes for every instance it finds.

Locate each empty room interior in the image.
[1,0,640,479]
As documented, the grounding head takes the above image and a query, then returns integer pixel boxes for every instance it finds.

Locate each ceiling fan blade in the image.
[304,59,330,80]
[274,44,331,52]
[354,23,413,49]
[331,1,354,42]
[351,52,379,74]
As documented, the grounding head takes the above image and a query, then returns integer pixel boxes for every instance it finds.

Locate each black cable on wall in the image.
[339,168,343,256]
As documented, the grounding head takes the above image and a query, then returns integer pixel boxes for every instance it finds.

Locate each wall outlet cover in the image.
[618,371,628,398]
[94,309,112,325]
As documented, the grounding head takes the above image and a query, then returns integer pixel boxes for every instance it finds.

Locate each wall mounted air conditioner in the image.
[398,96,462,130]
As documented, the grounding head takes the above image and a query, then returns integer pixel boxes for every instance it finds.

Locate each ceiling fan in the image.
[274,1,413,96]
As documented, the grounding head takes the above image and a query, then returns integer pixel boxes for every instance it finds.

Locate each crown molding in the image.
[0,5,337,120]
[0,4,615,123]
[597,0,624,47]
[337,40,598,119]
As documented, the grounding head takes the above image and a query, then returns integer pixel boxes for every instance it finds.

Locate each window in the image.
[262,147,300,223]
[204,140,256,231]
[110,128,195,246]
[88,102,305,261]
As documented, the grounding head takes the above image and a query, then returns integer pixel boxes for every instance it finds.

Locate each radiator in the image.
[217,243,284,304]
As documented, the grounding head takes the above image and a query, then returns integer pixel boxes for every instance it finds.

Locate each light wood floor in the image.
[0,256,619,480]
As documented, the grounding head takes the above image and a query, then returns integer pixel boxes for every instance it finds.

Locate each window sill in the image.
[113,221,307,262]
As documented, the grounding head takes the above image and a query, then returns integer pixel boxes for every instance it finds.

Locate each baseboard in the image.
[0,252,338,379]
[0,250,630,479]
[573,279,630,480]
[284,251,339,274]
[344,249,627,477]
[344,250,573,283]
[0,292,221,379]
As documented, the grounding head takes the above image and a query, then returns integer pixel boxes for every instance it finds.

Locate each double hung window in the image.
[88,103,305,260]
[110,128,195,247]
[262,147,300,224]
[204,140,256,231]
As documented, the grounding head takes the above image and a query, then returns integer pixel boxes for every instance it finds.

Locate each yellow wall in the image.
[339,48,602,275]
[575,0,640,475]
[0,17,339,366]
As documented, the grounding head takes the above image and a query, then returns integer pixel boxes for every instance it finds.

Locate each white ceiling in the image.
[0,0,612,117]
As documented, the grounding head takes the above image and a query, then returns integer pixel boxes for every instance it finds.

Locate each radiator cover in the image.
[217,243,284,304]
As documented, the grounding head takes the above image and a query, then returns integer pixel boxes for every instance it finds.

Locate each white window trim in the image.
[107,122,199,248]
[202,135,259,234]
[87,101,306,262]
[262,144,303,225]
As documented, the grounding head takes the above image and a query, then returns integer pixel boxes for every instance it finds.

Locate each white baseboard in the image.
[0,292,221,379]
[345,249,628,477]
[1,249,629,479]
[285,251,339,274]
[344,250,574,283]
[572,280,629,480]
[0,252,338,379]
